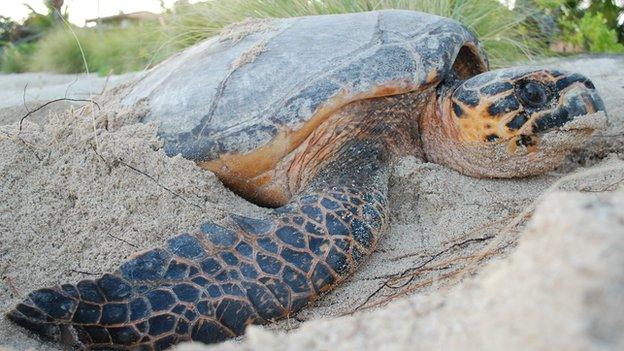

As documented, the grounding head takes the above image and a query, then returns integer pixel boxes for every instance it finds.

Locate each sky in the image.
[1,0,193,26]
[1,0,623,26]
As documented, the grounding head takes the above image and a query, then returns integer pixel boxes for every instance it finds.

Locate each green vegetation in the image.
[166,0,547,67]
[26,23,171,74]
[0,42,36,73]
[561,12,624,53]
[531,0,624,53]
[1,0,623,74]
[25,27,92,73]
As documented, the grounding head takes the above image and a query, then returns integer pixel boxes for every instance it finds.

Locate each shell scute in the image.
[122,10,486,163]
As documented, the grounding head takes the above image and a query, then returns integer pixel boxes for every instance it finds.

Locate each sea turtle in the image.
[7,10,606,350]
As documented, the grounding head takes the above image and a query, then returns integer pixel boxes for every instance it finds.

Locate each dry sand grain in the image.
[0,72,136,128]
[192,172,624,351]
[0,56,622,350]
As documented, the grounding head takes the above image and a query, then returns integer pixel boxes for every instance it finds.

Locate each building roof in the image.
[85,11,160,24]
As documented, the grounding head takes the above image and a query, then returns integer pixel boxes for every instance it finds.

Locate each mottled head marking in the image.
[422,66,607,178]
[449,68,605,147]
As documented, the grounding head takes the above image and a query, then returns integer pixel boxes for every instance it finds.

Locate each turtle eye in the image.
[517,81,549,108]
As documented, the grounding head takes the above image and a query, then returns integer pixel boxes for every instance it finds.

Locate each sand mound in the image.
[0,56,622,350]
[0,104,265,350]
[189,178,624,351]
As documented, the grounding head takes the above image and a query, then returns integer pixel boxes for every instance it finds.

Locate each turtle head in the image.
[422,67,607,178]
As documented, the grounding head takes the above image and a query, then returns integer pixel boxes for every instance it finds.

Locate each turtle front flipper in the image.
[6,183,389,350]
[7,96,408,349]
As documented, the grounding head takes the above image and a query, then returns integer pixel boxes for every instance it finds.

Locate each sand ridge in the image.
[0,56,622,350]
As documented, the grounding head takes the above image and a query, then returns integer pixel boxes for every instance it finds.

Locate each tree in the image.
[586,0,624,41]
[0,15,18,45]
[524,0,624,52]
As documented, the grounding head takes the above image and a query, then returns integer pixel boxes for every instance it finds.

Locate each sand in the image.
[194,177,624,351]
[0,72,137,123]
[0,55,622,350]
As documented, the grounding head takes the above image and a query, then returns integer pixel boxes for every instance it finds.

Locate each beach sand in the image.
[0,56,622,350]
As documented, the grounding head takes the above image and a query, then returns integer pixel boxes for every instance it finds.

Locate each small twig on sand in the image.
[579,177,624,193]
[108,233,138,248]
[98,72,112,95]
[117,158,204,211]
[3,276,22,298]
[70,269,100,276]
[0,127,44,161]
[64,75,80,99]
[22,83,31,114]
[352,235,494,312]
[18,98,101,131]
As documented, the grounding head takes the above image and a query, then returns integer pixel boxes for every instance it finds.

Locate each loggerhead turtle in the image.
[7,10,606,350]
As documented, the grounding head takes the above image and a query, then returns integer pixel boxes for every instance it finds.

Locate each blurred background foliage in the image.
[526,0,624,53]
[1,0,623,74]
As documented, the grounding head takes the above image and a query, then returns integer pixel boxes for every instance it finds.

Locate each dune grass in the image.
[165,0,547,68]
[0,42,36,73]
[25,22,171,74]
[26,26,94,74]
[9,0,548,74]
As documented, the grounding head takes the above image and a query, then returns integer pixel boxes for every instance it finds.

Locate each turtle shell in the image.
[122,10,488,175]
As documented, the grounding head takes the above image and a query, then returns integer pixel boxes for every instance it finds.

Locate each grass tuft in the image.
[0,43,37,73]
[7,0,550,74]
[25,23,171,74]
[165,0,548,67]
[27,26,94,73]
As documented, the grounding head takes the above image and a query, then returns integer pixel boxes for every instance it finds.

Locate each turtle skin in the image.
[5,9,608,351]
[7,184,388,350]
[6,68,413,350]
[450,68,604,144]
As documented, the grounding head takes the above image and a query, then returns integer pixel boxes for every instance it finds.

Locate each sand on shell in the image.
[0,55,622,350]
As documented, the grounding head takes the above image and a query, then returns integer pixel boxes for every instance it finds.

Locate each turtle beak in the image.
[533,75,608,134]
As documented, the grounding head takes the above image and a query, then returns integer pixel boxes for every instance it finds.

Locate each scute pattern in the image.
[122,10,486,162]
[7,186,387,350]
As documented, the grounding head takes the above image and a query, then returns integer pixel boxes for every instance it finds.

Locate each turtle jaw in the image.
[420,90,605,179]
[420,67,610,179]
[532,83,607,135]
[508,80,607,159]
